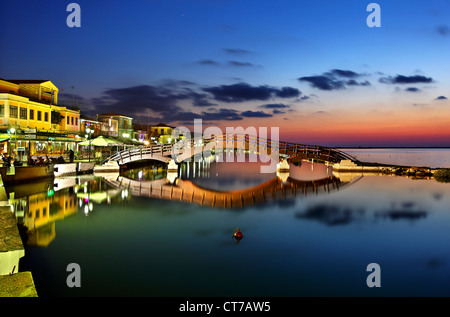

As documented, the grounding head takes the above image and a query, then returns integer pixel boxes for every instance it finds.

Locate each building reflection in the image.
[9,176,125,247]
[12,186,78,246]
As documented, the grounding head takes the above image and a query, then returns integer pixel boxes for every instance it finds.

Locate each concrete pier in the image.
[0,206,38,297]
[332,159,436,176]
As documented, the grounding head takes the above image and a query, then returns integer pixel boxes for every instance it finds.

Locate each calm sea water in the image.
[9,149,450,297]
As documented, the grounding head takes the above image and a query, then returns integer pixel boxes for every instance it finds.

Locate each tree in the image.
[51,111,65,124]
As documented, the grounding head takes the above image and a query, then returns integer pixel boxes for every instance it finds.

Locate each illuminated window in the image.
[20,108,27,119]
[10,105,18,118]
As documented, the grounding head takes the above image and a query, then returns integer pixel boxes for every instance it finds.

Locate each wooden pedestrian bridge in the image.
[102,133,359,167]
[103,173,358,209]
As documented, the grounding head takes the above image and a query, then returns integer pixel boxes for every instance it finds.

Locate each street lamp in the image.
[10,128,16,157]
[86,128,94,162]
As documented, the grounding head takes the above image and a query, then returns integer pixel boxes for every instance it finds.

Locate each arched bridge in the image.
[103,174,356,209]
[103,133,358,167]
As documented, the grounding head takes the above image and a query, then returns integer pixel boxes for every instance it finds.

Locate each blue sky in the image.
[1,0,449,146]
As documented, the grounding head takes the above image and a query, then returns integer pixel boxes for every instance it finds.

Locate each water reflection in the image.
[5,154,450,297]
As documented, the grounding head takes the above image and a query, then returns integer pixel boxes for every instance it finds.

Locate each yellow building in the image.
[0,79,81,158]
[150,123,175,144]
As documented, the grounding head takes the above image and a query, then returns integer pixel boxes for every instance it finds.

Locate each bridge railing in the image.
[103,133,358,165]
[197,133,358,162]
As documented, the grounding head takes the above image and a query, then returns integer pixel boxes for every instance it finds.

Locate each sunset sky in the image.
[1,0,449,147]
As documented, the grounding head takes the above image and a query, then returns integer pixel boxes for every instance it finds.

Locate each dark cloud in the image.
[299,75,346,91]
[203,82,300,102]
[158,108,243,123]
[200,108,243,121]
[92,85,182,117]
[197,59,220,66]
[223,48,252,55]
[240,110,272,118]
[346,79,371,87]
[175,89,217,107]
[260,103,290,109]
[275,87,301,98]
[379,75,434,84]
[228,61,255,67]
[405,87,421,92]
[91,81,297,124]
[435,96,448,100]
[272,109,285,114]
[160,79,197,87]
[298,69,370,91]
[296,95,313,102]
[437,25,450,36]
[328,69,362,78]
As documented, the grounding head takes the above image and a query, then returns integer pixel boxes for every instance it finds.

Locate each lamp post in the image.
[10,128,16,157]
[86,128,93,162]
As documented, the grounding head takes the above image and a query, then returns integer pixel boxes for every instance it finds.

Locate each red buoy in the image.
[233,228,243,239]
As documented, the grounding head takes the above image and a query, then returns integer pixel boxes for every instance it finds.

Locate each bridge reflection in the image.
[103,173,356,209]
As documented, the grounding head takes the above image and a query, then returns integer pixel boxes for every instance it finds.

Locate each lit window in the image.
[10,105,18,118]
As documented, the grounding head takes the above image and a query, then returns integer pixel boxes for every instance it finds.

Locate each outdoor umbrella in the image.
[78,136,124,159]
[78,136,123,147]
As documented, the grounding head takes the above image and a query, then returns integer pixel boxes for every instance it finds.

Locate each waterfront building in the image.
[97,115,119,138]
[131,124,149,144]
[80,115,102,137]
[97,113,133,141]
[0,79,81,159]
[150,123,175,144]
